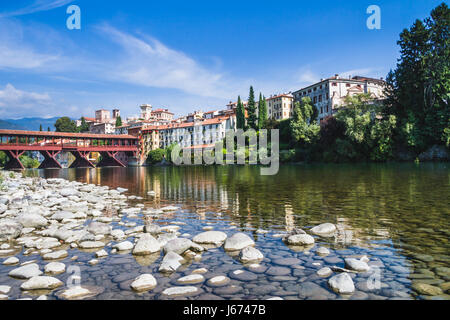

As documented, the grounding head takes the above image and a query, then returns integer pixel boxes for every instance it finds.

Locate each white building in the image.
[292,75,386,123]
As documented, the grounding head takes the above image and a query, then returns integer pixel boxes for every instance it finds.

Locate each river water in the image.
[5,163,450,300]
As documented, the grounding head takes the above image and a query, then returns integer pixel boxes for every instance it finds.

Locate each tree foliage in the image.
[55,117,77,133]
[147,148,165,164]
[78,117,90,133]
[258,93,268,130]
[236,96,246,130]
[247,86,257,130]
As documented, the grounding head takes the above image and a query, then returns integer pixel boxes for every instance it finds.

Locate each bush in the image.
[147,149,165,164]
[280,149,296,163]
[20,155,40,168]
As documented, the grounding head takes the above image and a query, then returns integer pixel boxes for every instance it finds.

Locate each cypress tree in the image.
[116,116,123,127]
[236,96,246,130]
[247,86,257,130]
[258,93,268,130]
[39,124,43,131]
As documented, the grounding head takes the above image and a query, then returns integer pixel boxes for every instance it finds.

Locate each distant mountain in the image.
[0,120,24,130]
[0,117,60,131]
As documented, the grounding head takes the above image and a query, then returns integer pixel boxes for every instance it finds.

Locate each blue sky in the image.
[0,0,446,119]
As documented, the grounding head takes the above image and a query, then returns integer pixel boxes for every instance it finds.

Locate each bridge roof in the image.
[0,129,137,140]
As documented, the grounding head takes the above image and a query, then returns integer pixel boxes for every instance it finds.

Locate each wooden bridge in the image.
[0,130,139,170]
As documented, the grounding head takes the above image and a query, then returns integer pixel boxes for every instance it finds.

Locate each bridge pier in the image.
[97,151,126,167]
[69,151,95,168]
[4,150,25,170]
[38,151,62,169]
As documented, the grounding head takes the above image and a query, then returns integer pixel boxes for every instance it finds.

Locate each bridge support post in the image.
[3,150,25,170]
[69,151,95,168]
[97,151,126,167]
[38,151,62,169]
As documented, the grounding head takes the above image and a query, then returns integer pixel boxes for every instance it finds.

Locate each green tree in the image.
[147,148,165,164]
[78,117,90,133]
[47,127,51,132]
[257,93,268,130]
[236,96,246,130]
[247,86,257,130]
[384,3,449,153]
[289,97,320,149]
[39,124,43,131]
[115,116,123,127]
[54,117,77,133]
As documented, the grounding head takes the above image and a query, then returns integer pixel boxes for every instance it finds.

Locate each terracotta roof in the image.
[153,109,174,114]
[0,129,137,140]
[266,94,293,101]
[140,116,231,132]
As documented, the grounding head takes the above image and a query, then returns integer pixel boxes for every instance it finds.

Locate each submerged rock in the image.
[159,251,185,273]
[163,238,193,255]
[44,262,66,275]
[286,234,315,245]
[176,274,205,285]
[344,258,371,272]
[0,218,23,240]
[162,286,200,297]
[412,283,443,296]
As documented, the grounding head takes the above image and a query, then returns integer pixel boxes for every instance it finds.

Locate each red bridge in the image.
[0,130,139,170]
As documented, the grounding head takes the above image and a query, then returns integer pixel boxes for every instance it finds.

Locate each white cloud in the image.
[339,68,375,79]
[0,83,76,118]
[297,70,320,85]
[97,25,235,99]
[0,0,74,18]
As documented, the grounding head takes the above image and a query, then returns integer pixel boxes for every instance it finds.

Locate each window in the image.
[326,105,329,113]
[313,96,317,103]
[308,89,312,93]
[326,93,329,99]
[313,87,317,91]
[346,84,350,87]
[332,83,337,86]
[319,95,322,102]
[320,85,323,89]
[320,107,323,114]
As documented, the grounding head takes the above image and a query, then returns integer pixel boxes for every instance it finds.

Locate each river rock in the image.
[286,234,315,245]
[177,274,205,285]
[207,276,230,287]
[87,222,111,235]
[9,263,43,279]
[412,283,443,296]
[44,262,66,275]
[21,276,63,290]
[266,266,291,276]
[79,241,105,249]
[239,246,264,263]
[163,238,192,255]
[193,231,227,245]
[328,273,355,294]
[60,286,96,299]
[3,257,19,265]
[316,247,331,256]
[310,223,336,235]
[131,274,157,292]
[43,250,68,260]
[345,258,371,272]
[114,241,134,251]
[133,234,161,255]
[144,223,162,235]
[0,285,11,294]
[161,286,200,297]
[224,233,255,251]
[161,206,179,212]
[317,267,333,277]
[159,251,185,273]
[0,219,23,240]
[229,270,258,281]
[96,249,108,258]
[50,211,74,221]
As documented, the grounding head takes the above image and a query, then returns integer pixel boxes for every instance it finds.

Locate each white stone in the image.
[316,247,331,256]
[131,274,157,292]
[132,234,161,255]
[345,258,371,272]
[317,267,333,277]
[207,276,230,286]
[96,249,108,258]
[177,274,204,284]
[224,233,255,251]
[9,263,42,279]
[191,268,208,274]
[60,286,92,299]
[160,206,180,212]
[44,262,66,275]
[20,276,63,290]
[17,213,48,229]
[239,246,264,263]
[43,250,68,260]
[3,257,19,265]
[114,241,133,251]
[0,285,11,294]
[193,231,227,245]
[111,229,125,239]
[159,251,185,273]
[310,223,336,235]
[328,273,355,294]
[163,238,192,255]
[162,286,199,296]
[286,234,315,245]
[78,241,105,249]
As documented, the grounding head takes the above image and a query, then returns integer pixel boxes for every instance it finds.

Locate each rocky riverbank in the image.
[0,170,449,300]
